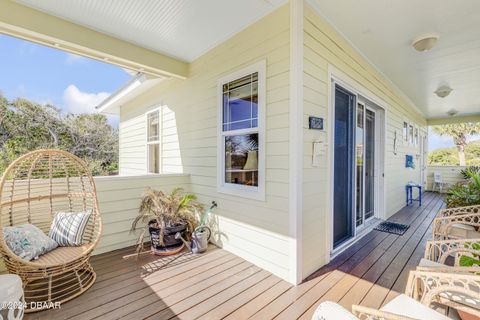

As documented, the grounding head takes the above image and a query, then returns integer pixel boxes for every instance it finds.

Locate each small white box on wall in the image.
[312,140,325,167]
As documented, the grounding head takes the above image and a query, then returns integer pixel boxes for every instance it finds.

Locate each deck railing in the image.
[0,173,191,272]
[426,165,466,191]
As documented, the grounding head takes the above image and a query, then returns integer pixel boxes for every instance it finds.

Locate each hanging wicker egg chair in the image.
[0,150,102,312]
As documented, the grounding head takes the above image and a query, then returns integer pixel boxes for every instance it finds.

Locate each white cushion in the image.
[380,294,450,320]
[439,285,480,310]
[3,223,58,261]
[419,258,446,268]
[49,211,91,246]
[448,225,480,239]
[312,301,359,320]
[452,224,476,231]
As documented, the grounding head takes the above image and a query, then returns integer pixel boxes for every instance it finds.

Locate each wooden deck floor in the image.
[26,192,444,320]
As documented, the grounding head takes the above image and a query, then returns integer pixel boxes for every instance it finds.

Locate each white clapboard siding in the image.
[300,3,427,278]
[118,5,292,281]
[426,166,466,192]
[0,174,190,273]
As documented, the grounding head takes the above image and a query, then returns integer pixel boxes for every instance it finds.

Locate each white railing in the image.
[0,173,191,273]
[426,166,466,191]
[92,174,191,254]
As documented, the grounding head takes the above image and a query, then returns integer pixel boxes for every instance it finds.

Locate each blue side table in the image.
[405,183,422,206]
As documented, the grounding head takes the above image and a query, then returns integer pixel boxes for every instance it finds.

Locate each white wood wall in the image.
[300,2,427,277]
[119,5,292,281]
[0,174,190,273]
[426,166,466,192]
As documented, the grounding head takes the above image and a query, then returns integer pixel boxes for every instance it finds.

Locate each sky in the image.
[428,128,455,151]
[0,34,131,125]
[428,127,480,151]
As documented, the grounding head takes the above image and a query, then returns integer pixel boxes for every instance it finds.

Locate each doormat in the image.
[374,221,410,235]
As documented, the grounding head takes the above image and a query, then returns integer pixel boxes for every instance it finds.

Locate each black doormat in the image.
[374,221,410,235]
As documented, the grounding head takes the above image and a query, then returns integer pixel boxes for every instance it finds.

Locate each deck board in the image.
[25,192,444,320]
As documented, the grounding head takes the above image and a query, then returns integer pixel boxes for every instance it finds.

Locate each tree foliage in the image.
[432,122,480,166]
[0,95,118,176]
[428,141,480,166]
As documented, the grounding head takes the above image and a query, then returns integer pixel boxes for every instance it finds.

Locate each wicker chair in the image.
[352,270,480,319]
[0,150,102,312]
[433,212,480,240]
[419,238,480,273]
[312,270,477,319]
[432,205,480,240]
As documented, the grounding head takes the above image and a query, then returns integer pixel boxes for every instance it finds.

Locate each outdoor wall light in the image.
[412,34,439,52]
[434,85,453,98]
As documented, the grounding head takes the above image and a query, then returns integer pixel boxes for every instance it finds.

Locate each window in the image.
[146,108,161,174]
[218,61,265,200]
[409,124,414,144]
[414,127,419,146]
[403,121,408,142]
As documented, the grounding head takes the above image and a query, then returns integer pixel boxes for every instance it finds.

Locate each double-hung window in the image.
[146,108,161,174]
[403,121,408,143]
[217,61,265,200]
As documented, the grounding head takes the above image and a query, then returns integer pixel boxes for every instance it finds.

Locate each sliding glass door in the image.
[333,84,378,250]
[355,103,375,228]
[333,85,355,248]
[365,108,375,220]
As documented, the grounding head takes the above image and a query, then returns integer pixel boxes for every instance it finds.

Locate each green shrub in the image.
[459,242,480,267]
[460,166,480,179]
[445,173,480,208]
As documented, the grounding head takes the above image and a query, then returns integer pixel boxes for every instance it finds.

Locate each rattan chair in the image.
[432,205,480,239]
[420,238,480,268]
[351,270,480,319]
[0,150,102,312]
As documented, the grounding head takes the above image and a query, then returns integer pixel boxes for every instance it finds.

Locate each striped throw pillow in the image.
[49,211,92,246]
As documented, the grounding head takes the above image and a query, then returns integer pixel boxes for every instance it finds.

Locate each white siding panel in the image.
[301,3,427,279]
[426,166,466,191]
[119,5,292,282]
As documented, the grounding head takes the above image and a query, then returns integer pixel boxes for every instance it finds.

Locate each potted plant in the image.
[131,187,203,254]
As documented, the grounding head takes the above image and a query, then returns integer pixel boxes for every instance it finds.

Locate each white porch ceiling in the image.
[14,0,287,62]
[15,0,480,120]
[311,0,480,119]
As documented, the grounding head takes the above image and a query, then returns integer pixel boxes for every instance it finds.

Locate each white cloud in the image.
[63,85,110,114]
[65,52,87,65]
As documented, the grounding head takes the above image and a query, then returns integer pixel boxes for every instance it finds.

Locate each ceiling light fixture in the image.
[412,34,439,52]
[446,109,458,117]
[435,85,453,98]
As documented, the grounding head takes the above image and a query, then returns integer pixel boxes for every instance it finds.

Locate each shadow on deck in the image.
[25,192,444,320]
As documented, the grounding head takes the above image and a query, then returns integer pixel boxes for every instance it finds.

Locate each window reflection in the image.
[225,134,258,186]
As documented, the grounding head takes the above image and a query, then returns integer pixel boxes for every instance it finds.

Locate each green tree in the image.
[432,122,480,166]
[0,95,118,176]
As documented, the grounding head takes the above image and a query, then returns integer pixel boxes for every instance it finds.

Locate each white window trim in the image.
[402,119,409,145]
[145,106,163,174]
[217,60,266,201]
[408,123,414,145]
[414,125,418,146]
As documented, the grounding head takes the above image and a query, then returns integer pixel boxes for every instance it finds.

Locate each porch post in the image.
[289,0,304,285]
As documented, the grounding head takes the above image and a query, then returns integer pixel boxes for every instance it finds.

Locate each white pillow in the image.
[3,224,58,261]
[49,211,92,246]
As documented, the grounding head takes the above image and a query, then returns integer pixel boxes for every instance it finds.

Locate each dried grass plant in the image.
[131,187,203,253]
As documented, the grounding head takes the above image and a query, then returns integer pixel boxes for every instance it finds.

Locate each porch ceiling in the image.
[310,0,480,121]
[14,0,287,63]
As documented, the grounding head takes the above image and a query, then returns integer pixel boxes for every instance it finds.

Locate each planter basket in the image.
[149,223,186,249]
[0,150,102,312]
